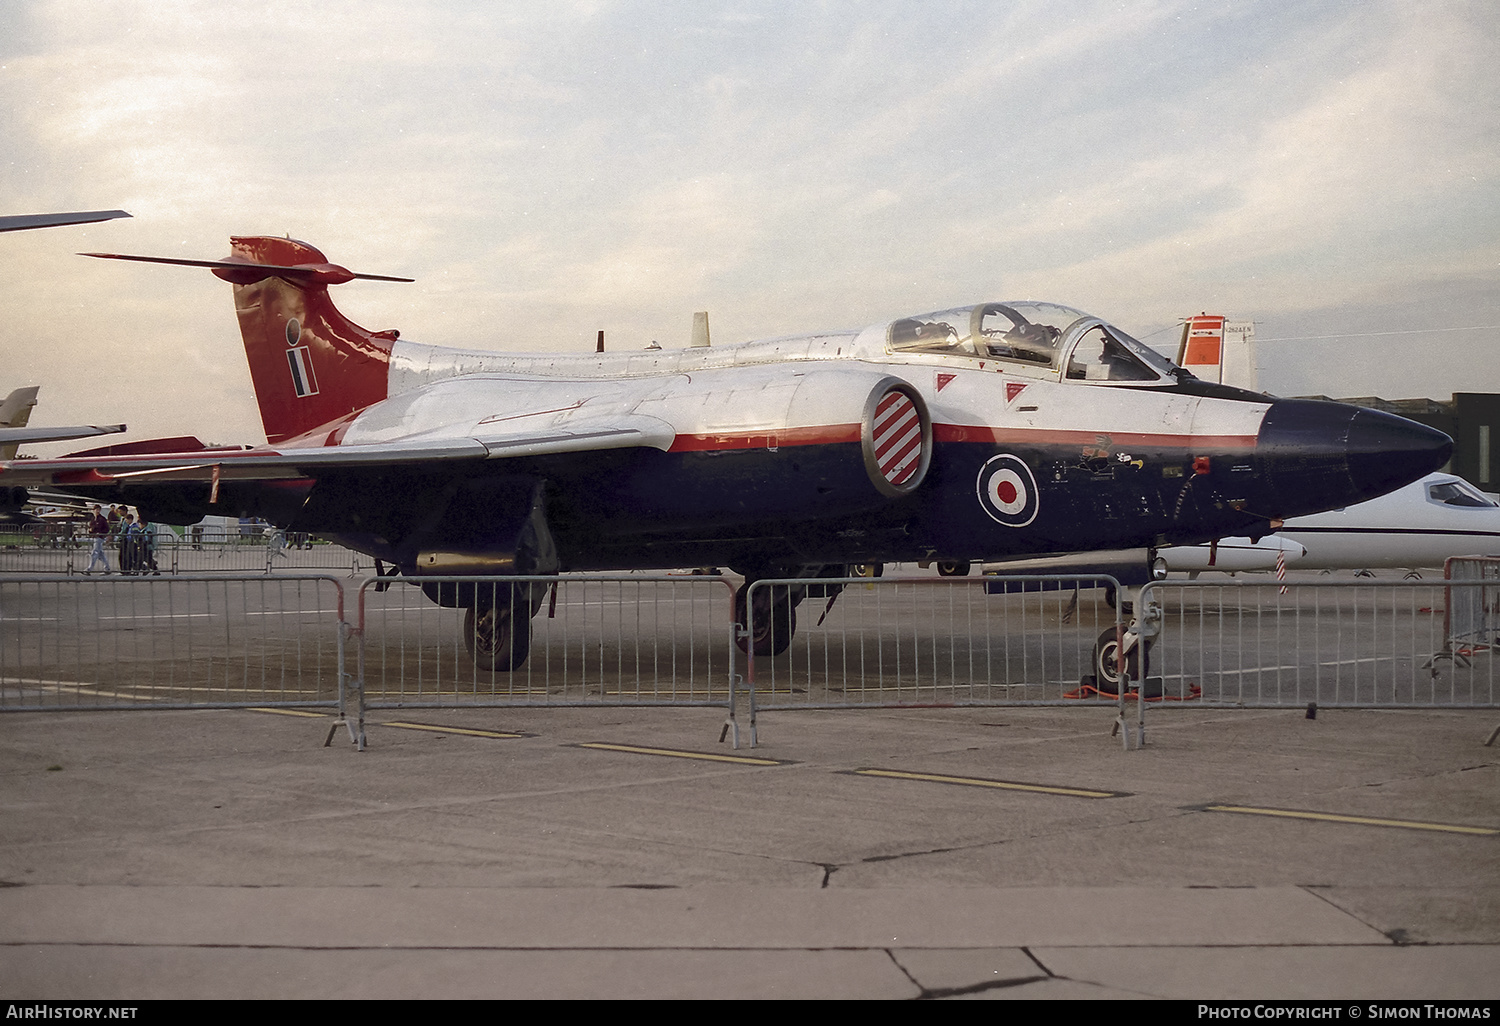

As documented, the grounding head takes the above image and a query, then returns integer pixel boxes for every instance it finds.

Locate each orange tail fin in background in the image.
[1176,314,1258,391]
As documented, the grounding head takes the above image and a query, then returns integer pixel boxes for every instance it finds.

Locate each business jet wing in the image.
[0,424,126,445]
[0,386,125,459]
[0,210,131,233]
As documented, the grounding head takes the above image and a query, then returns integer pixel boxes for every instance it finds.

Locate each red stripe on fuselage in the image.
[23,421,1262,478]
[669,423,1259,452]
[931,424,1259,449]
[668,424,862,451]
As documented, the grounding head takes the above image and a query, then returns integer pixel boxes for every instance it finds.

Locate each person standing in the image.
[119,512,137,574]
[84,505,110,573]
[138,515,160,574]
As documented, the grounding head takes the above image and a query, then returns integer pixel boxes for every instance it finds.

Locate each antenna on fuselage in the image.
[691,311,711,348]
[596,330,605,353]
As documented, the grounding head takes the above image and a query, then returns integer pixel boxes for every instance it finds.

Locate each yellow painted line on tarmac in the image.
[8,680,167,703]
[855,768,1125,799]
[1204,805,1498,836]
[576,742,782,766]
[247,707,328,718]
[383,721,525,739]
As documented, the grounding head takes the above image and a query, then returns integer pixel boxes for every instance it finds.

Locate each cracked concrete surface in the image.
[1,704,1497,998]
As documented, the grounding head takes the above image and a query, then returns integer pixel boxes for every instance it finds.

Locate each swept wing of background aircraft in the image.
[0,210,131,233]
[0,236,1452,668]
[0,387,125,516]
[0,387,125,452]
[1,209,130,509]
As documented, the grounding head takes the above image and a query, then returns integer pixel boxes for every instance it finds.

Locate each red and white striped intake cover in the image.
[863,382,930,496]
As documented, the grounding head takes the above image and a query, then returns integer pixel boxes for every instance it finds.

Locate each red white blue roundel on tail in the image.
[862,380,931,497]
[977,454,1039,527]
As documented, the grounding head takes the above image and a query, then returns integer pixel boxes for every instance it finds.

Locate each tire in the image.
[465,599,532,671]
[735,583,796,657]
[1092,626,1145,691]
[936,560,971,577]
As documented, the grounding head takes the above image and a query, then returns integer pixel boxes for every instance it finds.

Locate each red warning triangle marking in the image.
[1006,381,1028,403]
[936,373,956,392]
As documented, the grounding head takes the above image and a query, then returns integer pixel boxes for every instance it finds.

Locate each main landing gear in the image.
[465,584,532,672]
[734,582,799,657]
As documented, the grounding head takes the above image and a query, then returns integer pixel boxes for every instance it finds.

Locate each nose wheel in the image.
[1092,625,1149,692]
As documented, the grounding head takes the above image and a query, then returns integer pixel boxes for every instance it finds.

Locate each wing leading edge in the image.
[0,413,677,489]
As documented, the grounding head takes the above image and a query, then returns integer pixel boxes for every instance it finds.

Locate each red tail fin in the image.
[228,237,395,444]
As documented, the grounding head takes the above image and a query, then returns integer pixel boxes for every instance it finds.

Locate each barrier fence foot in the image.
[1484,723,1500,748]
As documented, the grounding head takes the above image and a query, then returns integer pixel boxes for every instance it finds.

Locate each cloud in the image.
[4,0,1499,455]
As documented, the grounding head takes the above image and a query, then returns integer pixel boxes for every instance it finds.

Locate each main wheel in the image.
[1092,626,1146,692]
[735,583,796,657]
[465,599,532,671]
[936,560,971,577]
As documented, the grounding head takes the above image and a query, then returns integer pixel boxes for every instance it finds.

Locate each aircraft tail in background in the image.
[1176,314,1258,391]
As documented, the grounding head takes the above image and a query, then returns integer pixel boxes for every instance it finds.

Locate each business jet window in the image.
[1065,326,1159,382]
[1427,480,1499,508]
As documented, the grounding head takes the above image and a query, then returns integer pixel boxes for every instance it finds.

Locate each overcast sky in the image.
[4,0,1497,452]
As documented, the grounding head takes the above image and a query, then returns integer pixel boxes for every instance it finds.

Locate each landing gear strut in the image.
[734,582,798,657]
[1091,625,1152,692]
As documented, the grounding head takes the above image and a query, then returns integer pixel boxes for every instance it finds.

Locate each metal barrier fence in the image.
[7,569,1496,752]
[1135,577,1500,715]
[0,532,366,575]
[743,575,1135,747]
[353,574,742,747]
[0,574,352,734]
[1444,557,1500,660]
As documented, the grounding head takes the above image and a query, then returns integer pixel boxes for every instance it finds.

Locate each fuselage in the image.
[4,280,1453,580]
[273,302,1452,577]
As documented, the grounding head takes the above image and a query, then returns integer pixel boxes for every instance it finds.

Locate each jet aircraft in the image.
[0,236,1453,668]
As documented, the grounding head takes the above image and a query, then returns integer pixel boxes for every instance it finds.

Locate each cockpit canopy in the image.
[886,301,1179,384]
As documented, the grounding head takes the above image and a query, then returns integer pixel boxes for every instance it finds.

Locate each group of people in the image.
[83,504,160,575]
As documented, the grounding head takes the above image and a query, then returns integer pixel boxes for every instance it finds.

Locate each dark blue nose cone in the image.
[1256,399,1452,517]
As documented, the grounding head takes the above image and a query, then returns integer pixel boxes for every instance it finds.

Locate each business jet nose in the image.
[1256,399,1453,517]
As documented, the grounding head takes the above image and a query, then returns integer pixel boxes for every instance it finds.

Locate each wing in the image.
[0,210,131,233]
[0,424,126,445]
[0,379,677,489]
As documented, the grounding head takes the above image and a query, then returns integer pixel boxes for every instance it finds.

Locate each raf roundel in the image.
[977,454,1039,527]
[285,318,301,347]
